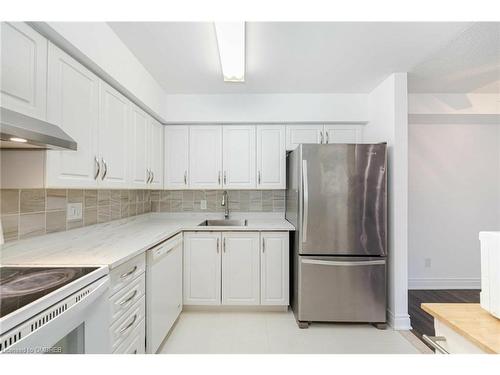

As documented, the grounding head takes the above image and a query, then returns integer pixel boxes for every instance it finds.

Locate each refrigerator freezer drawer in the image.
[298,256,386,323]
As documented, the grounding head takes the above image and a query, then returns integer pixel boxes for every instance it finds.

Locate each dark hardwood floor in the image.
[408,289,480,342]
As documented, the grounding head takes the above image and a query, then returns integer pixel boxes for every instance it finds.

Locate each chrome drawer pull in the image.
[422,335,449,354]
[119,314,137,334]
[119,290,138,305]
[120,265,137,279]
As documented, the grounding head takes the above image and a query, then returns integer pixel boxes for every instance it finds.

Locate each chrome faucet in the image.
[221,190,229,219]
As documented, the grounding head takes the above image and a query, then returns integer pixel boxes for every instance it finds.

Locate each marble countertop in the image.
[0,213,294,269]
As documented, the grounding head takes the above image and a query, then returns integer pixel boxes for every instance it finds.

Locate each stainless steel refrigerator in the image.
[286,143,387,328]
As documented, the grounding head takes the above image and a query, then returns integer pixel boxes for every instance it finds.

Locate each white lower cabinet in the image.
[260,232,289,305]
[222,232,260,305]
[183,232,222,305]
[108,254,146,354]
[183,231,289,307]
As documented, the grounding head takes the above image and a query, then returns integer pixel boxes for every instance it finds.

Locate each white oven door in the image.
[1,276,110,354]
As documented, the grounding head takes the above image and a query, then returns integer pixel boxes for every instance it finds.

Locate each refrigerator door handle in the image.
[301,259,386,266]
[302,159,309,243]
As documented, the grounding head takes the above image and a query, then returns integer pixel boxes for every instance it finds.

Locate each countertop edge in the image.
[421,303,498,354]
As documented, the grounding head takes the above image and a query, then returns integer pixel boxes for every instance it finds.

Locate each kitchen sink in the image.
[198,219,248,227]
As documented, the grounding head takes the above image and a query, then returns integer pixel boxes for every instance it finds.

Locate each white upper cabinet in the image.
[164,126,189,189]
[148,118,163,188]
[222,232,260,305]
[45,43,100,188]
[183,232,222,305]
[189,126,223,189]
[0,22,47,120]
[285,124,323,150]
[222,126,256,189]
[324,124,363,144]
[129,105,149,188]
[286,124,364,150]
[99,81,130,188]
[260,232,289,305]
[256,125,286,189]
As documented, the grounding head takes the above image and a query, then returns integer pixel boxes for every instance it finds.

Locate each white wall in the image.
[31,22,167,121]
[408,93,500,289]
[163,93,368,123]
[365,73,410,330]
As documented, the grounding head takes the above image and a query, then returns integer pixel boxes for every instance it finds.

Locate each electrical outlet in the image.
[200,200,207,210]
[67,203,83,221]
[424,258,432,268]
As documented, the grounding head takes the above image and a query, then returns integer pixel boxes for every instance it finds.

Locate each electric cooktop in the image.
[0,266,99,318]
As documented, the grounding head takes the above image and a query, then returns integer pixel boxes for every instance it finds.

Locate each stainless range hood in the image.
[0,107,77,150]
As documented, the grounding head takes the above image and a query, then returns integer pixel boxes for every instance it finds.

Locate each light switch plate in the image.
[67,203,83,221]
[200,200,207,210]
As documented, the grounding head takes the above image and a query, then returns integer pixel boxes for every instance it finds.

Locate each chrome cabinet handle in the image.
[151,171,154,183]
[119,314,137,334]
[146,169,150,183]
[262,237,265,253]
[218,171,221,184]
[216,238,219,253]
[326,131,329,144]
[119,290,138,305]
[120,265,137,279]
[320,131,323,144]
[101,158,107,180]
[94,156,100,180]
[302,160,309,243]
[223,237,226,253]
[184,171,187,185]
[223,171,227,185]
[258,171,261,185]
[422,335,449,354]
[148,170,153,183]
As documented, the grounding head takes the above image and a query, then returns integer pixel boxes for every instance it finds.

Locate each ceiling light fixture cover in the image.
[214,22,245,82]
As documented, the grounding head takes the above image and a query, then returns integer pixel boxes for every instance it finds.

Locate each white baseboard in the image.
[408,277,480,290]
[387,309,411,330]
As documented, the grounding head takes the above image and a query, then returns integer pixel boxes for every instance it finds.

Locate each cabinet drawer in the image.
[110,254,146,296]
[109,274,145,323]
[113,318,145,354]
[110,296,145,351]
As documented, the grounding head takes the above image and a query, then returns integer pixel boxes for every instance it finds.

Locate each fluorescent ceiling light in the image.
[214,22,245,82]
[9,137,27,143]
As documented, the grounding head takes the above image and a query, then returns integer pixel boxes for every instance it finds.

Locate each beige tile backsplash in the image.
[0,189,285,243]
[1,189,152,243]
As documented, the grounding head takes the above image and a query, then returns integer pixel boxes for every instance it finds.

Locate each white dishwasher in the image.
[146,233,183,353]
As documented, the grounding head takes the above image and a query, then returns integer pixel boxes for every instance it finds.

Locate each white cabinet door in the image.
[189,126,222,189]
[183,232,222,305]
[260,232,289,305]
[149,117,163,188]
[129,105,149,188]
[0,22,47,120]
[164,126,189,189]
[222,232,260,305]
[285,124,324,151]
[256,125,286,189]
[46,43,100,188]
[324,124,363,144]
[99,81,130,188]
[222,126,256,189]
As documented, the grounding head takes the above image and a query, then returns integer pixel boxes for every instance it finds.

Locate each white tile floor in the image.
[159,310,421,354]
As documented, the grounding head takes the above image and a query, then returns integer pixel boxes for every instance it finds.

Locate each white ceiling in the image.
[408,22,500,93]
[108,22,498,94]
